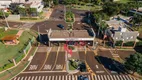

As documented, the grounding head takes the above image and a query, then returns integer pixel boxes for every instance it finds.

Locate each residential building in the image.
[105,19,139,43]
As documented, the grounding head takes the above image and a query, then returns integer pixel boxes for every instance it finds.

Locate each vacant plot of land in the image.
[0,30,34,67]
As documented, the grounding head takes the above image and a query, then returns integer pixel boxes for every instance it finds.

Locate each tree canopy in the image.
[124,53,142,75]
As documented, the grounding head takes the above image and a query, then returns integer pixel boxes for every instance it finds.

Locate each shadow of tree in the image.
[134,46,142,53]
[36,34,49,46]
[95,56,128,74]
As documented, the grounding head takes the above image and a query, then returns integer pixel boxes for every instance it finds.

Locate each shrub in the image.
[136,41,142,47]
[123,41,134,46]
[115,40,123,46]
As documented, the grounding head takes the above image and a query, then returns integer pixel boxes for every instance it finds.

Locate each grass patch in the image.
[70,4,102,11]
[0,29,18,39]
[69,60,78,70]
[0,31,34,67]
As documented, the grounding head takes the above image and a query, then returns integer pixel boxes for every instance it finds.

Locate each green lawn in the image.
[116,0,130,3]
[68,4,102,11]
[0,29,18,39]
[69,61,78,70]
[0,31,34,67]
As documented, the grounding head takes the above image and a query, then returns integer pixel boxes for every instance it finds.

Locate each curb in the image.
[10,46,38,80]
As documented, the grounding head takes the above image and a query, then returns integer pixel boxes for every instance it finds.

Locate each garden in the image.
[65,11,75,23]
[0,28,36,72]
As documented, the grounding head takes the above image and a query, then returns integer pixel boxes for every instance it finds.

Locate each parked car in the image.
[57,24,64,29]
[78,75,89,80]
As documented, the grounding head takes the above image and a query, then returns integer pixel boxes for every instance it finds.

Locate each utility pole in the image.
[2,9,10,28]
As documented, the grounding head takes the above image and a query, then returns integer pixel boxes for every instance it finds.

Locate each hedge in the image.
[136,41,142,47]
[0,63,14,72]
[115,40,123,46]
[123,41,134,46]
[20,17,38,20]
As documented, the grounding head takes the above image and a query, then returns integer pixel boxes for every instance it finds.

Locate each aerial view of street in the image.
[0,0,142,80]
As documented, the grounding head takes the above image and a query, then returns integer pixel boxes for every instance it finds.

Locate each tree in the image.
[53,0,58,5]
[124,53,142,75]
[18,7,27,17]
[29,8,37,17]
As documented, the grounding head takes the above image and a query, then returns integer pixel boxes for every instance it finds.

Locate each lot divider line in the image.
[39,47,52,71]
[51,47,60,71]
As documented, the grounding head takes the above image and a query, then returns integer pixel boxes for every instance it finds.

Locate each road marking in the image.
[88,75,91,80]
[128,75,134,80]
[104,75,107,80]
[96,71,104,73]
[29,65,38,70]
[52,76,54,80]
[21,77,24,80]
[38,76,41,80]
[94,75,97,80]
[14,77,17,80]
[62,75,64,80]
[55,76,57,80]
[110,75,113,80]
[125,75,131,80]
[24,76,27,80]
[97,75,101,80]
[49,76,51,80]
[119,75,123,80]
[66,75,67,80]
[113,75,117,80]
[69,75,71,80]
[28,76,31,80]
[59,75,61,80]
[35,76,38,80]
[96,65,99,69]
[107,75,111,80]
[43,65,52,70]
[56,65,63,69]
[45,76,48,80]
[75,75,77,80]
[100,75,103,80]
[42,76,45,80]
[17,77,20,80]
[116,75,120,80]
[122,75,127,80]
[31,76,34,80]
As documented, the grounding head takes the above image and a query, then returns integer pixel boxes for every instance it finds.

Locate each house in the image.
[105,19,139,47]
[0,0,43,12]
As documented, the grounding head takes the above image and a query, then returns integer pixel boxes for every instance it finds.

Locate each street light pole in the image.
[2,9,10,28]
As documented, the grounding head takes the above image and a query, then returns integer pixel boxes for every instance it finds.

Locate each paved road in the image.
[53,51,65,71]
[78,51,86,61]
[12,72,136,80]
[97,49,127,75]
[86,51,108,75]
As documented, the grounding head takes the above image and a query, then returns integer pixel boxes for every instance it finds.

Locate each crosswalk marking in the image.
[88,75,91,80]
[17,77,20,80]
[113,75,117,80]
[42,76,45,80]
[31,76,34,80]
[28,76,31,80]
[55,76,57,80]
[97,75,101,80]
[110,75,113,80]
[122,75,127,80]
[24,76,27,80]
[49,76,51,80]
[14,77,17,80]
[38,76,41,80]
[59,75,61,80]
[119,75,123,80]
[66,75,67,80]
[104,75,107,80]
[35,76,38,80]
[116,75,120,80]
[13,74,137,80]
[45,76,48,80]
[107,75,111,80]
[62,75,64,80]
[75,75,77,80]
[52,76,54,80]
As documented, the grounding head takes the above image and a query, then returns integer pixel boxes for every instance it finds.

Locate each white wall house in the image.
[0,0,12,8]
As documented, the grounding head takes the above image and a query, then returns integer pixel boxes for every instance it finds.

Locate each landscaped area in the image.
[65,11,75,23]
[0,28,36,71]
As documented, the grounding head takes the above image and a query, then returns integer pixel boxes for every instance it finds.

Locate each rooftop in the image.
[49,30,94,38]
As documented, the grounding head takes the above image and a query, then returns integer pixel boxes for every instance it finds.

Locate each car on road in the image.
[57,24,64,29]
[78,75,89,80]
